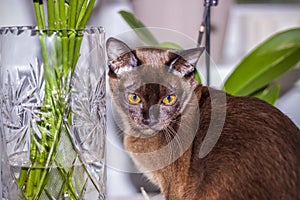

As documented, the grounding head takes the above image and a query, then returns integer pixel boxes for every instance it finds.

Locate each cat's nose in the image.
[143,118,158,126]
[142,104,160,126]
[149,104,160,121]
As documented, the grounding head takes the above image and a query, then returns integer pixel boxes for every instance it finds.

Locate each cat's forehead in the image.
[134,83,175,96]
[116,66,189,97]
[119,65,179,86]
[134,47,175,65]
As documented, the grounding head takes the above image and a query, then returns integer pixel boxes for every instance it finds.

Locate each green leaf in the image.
[253,83,281,105]
[223,28,300,96]
[195,70,202,83]
[118,10,159,46]
[156,42,183,49]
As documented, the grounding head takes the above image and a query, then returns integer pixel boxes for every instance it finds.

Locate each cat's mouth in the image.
[132,122,164,137]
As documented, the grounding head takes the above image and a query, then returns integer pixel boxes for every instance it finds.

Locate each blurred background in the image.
[1,0,300,199]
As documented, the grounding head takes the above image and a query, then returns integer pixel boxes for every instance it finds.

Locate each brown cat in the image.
[106,37,300,200]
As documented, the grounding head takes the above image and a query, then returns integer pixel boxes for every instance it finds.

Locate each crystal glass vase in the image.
[0,26,106,200]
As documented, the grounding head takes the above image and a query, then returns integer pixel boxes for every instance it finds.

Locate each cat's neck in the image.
[124,130,194,191]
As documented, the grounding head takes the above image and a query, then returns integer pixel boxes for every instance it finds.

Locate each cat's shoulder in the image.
[198,85,299,132]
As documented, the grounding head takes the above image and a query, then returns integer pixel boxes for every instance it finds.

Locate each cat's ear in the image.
[106,37,137,75]
[106,37,132,60]
[170,47,205,77]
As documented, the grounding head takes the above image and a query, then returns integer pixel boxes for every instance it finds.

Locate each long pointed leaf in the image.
[118,10,159,46]
[156,42,183,49]
[253,83,281,105]
[224,28,300,96]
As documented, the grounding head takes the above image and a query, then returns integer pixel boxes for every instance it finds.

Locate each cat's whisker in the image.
[175,120,193,130]
[162,128,176,165]
[168,126,185,155]
[162,125,186,166]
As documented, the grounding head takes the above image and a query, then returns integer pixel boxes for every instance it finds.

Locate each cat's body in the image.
[107,38,300,200]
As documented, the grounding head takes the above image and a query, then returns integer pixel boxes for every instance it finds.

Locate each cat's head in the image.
[107,38,204,136]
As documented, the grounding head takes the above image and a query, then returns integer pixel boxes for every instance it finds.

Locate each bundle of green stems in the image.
[17,1,96,199]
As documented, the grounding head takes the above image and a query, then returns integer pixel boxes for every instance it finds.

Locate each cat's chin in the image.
[130,125,163,138]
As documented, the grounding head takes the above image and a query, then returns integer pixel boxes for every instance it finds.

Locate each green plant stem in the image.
[33,1,45,29]
[34,114,64,198]
[77,0,96,29]
[76,0,88,28]
[72,37,83,72]
[68,32,76,74]
[47,0,55,29]
[59,0,67,29]
[16,0,98,199]
[69,0,78,28]
[76,0,86,21]
[54,1,61,30]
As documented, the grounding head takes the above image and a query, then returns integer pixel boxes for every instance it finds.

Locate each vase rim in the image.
[0,25,104,35]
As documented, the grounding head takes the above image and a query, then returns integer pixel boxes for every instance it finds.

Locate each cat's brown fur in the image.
[107,38,300,200]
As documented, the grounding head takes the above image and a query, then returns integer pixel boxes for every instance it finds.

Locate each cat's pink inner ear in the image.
[170,47,205,77]
[183,47,205,65]
[106,37,137,75]
[106,37,133,61]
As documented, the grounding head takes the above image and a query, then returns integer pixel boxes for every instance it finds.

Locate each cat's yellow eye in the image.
[127,93,141,105]
[162,95,177,105]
